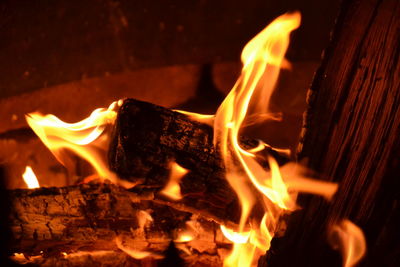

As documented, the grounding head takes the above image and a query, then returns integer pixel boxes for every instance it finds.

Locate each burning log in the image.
[264,0,400,266]
[9,182,227,266]
[8,12,336,267]
[108,98,287,225]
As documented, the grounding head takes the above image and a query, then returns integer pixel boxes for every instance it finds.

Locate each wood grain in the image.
[266,0,400,266]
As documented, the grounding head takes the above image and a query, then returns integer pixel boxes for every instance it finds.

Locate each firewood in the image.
[9,182,228,265]
[108,98,287,225]
[265,0,400,266]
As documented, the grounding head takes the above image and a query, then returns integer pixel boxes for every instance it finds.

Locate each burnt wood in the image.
[265,0,400,266]
[9,182,226,266]
[108,98,286,225]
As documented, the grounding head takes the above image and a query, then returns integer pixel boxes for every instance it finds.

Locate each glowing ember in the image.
[137,210,153,230]
[330,219,366,267]
[115,236,163,260]
[175,232,195,243]
[220,226,250,244]
[13,253,25,260]
[160,161,188,200]
[22,166,40,189]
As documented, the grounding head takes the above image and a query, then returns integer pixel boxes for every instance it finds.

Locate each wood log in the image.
[9,182,229,266]
[264,0,400,266]
[108,98,286,225]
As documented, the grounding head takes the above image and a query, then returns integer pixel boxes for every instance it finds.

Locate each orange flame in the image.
[25,101,135,188]
[22,166,40,189]
[330,219,366,267]
[213,12,301,266]
[175,232,195,243]
[160,161,188,200]
[174,110,214,126]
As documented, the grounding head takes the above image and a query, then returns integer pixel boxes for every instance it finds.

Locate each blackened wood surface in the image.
[9,183,225,266]
[108,99,287,225]
[266,0,400,266]
[109,99,243,224]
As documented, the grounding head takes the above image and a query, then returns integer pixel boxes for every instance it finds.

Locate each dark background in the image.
[0,0,340,98]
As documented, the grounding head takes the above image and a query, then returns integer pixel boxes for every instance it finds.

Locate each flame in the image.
[330,220,366,267]
[22,166,40,189]
[213,12,301,266]
[137,210,153,230]
[221,225,250,244]
[175,232,194,243]
[25,101,135,188]
[115,236,163,260]
[174,110,214,126]
[160,161,188,200]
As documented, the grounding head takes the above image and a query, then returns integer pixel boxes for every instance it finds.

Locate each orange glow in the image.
[22,166,40,189]
[12,253,25,260]
[330,220,366,267]
[175,110,214,126]
[26,101,135,188]
[137,210,153,230]
[213,12,302,266]
[115,236,163,260]
[175,232,195,243]
[160,161,188,200]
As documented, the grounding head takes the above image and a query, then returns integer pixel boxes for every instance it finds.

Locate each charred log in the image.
[108,98,286,225]
[265,0,400,266]
[9,182,228,266]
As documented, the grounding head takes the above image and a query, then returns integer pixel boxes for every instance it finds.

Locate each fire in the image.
[115,236,163,260]
[25,100,135,188]
[213,12,302,266]
[210,11,364,267]
[22,166,40,188]
[175,232,194,243]
[174,220,199,243]
[21,10,366,266]
[160,161,188,200]
[174,110,214,126]
[330,220,366,267]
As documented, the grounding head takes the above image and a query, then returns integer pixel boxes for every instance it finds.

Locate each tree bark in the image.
[264,0,400,266]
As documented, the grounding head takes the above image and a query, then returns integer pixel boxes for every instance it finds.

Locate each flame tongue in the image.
[22,166,40,189]
[214,12,301,266]
[25,101,135,188]
[330,220,366,267]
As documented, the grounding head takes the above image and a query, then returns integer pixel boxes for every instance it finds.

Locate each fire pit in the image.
[1,0,399,266]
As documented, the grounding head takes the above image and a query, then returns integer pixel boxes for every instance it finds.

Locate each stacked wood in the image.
[263,0,400,266]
